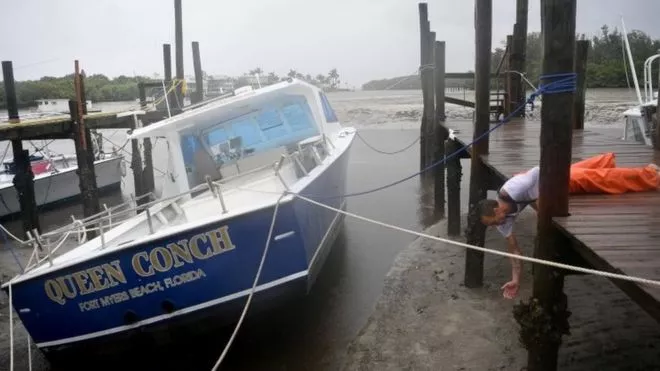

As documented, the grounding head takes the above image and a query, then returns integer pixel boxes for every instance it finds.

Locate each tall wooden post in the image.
[434,41,448,217]
[164,44,177,111]
[191,41,204,104]
[514,0,529,113]
[572,40,589,130]
[510,23,524,116]
[132,118,145,207]
[446,139,462,236]
[138,84,155,196]
[503,34,513,117]
[464,0,491,288]
[526,1,576,369]
[418,3,431,171]
[174,0,184,103]
[3,61,40,236]
[425,32,437,173]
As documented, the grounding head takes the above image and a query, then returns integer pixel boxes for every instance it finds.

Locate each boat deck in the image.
[450,119,660,322]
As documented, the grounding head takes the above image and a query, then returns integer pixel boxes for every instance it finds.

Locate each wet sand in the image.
[342,211,660,371]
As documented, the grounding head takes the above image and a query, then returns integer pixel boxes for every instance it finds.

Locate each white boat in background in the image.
[620,18,659,146]
[0,143,124,218]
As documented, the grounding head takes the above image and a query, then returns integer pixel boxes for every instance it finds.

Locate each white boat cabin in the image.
[130,79,342,199]
[35,99,93,113]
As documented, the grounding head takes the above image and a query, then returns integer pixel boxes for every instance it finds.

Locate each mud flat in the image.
[342,210,660,371]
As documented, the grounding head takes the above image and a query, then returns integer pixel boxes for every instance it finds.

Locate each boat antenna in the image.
[621,16,643,106]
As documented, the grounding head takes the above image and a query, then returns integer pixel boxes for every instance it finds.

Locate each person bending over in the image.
[477,153,660,299]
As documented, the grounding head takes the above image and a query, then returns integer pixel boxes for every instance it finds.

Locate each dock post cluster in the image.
[0,0,210,235]
[417,3,450,219]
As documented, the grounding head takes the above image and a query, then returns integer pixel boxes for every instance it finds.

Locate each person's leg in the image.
[569,164,660,194]
[571,152,616,169]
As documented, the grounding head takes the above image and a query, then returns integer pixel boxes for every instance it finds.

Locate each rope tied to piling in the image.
[528,72,577,111]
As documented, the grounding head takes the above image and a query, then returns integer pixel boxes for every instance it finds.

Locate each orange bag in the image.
[569,153,658,194]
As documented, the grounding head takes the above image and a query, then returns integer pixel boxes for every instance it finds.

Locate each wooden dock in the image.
[449,119,660,322]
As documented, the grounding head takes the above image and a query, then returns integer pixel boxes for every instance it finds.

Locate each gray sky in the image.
[2,0,659,88]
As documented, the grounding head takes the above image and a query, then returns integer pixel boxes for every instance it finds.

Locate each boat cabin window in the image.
[319,92,339,123]
[179,95,319,188]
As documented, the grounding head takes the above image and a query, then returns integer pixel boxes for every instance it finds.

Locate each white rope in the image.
[27,329,32,371]
[210,194,285,371]
[0,224,27,245]
[8,280,13,371]
[290,193,660,288]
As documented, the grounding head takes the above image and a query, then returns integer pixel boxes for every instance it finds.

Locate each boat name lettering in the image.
[131,226,235,278]
[43,226,235,306]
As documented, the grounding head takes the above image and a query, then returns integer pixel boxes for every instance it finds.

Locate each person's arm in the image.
[506,233,522,283]
[501,232,523,299]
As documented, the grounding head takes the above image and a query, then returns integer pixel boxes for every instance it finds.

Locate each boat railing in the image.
[19,134,335,273]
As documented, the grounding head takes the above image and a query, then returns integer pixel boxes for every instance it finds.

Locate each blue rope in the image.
[0,227,24,273]
[299,72,577,200]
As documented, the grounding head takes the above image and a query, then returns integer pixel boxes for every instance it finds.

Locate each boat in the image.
[620,18,659,146]
[1,78,355,364]
[0,139,124,218]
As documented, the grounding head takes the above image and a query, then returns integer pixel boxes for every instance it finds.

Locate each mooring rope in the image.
[355,131,421,155]
[210,194,285,371]
[297,73,577,200]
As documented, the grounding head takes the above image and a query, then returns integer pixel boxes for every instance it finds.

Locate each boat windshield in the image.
[178,94,319,189]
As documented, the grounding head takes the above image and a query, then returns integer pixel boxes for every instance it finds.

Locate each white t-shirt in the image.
[495,166,540,237]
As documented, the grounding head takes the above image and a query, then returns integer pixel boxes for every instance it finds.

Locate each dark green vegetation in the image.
[0,68,342,108]
[363,25,660,90]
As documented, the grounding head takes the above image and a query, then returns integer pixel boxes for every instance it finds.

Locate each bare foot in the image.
[501,280,520,299]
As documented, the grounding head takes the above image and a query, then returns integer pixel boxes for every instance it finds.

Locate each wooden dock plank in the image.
[448,119,660,322]
[0,110,167,141]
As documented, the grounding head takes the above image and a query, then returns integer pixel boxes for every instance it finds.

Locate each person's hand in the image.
[501,280,520,299]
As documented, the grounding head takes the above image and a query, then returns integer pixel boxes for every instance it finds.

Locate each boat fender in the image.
[120,161,127,177]
[123,310,139,325]
[161,299,176,314]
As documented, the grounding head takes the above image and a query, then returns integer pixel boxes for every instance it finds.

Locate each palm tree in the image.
[268,72,279,84]
[328,68,340,89]
[288,69,298,79]
[249,67,263,75]
[315,74,327,85]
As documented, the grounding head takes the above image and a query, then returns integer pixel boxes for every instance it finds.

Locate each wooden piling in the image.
[503,34,513,117]
[572,40,589,130]
[434,41,448,217]
[131,118,145,207]
[69,99,99,238]
[464,0,491,288]
[418,3,431,171]
[446,139,462,236]
[510,23,524,115]
[515,0,529,107]
[174,0,184,102]
[526,1,576,369]
[2,61,40,236]
[425,32,437,172]
[138,84,155,196]
[192,41,204,104]
[163,43,173,110]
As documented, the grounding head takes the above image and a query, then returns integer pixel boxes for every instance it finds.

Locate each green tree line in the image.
[0,74,157,107]
[491,25,660,88]
[362,24,660,90]
[0,68,344,108]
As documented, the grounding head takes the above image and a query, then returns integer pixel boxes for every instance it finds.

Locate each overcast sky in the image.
[2,0,659,88]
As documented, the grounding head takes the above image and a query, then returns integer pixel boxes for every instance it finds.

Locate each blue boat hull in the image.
[6,139,351,361]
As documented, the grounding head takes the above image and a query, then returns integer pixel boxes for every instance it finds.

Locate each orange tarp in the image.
[569,153,658,194]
